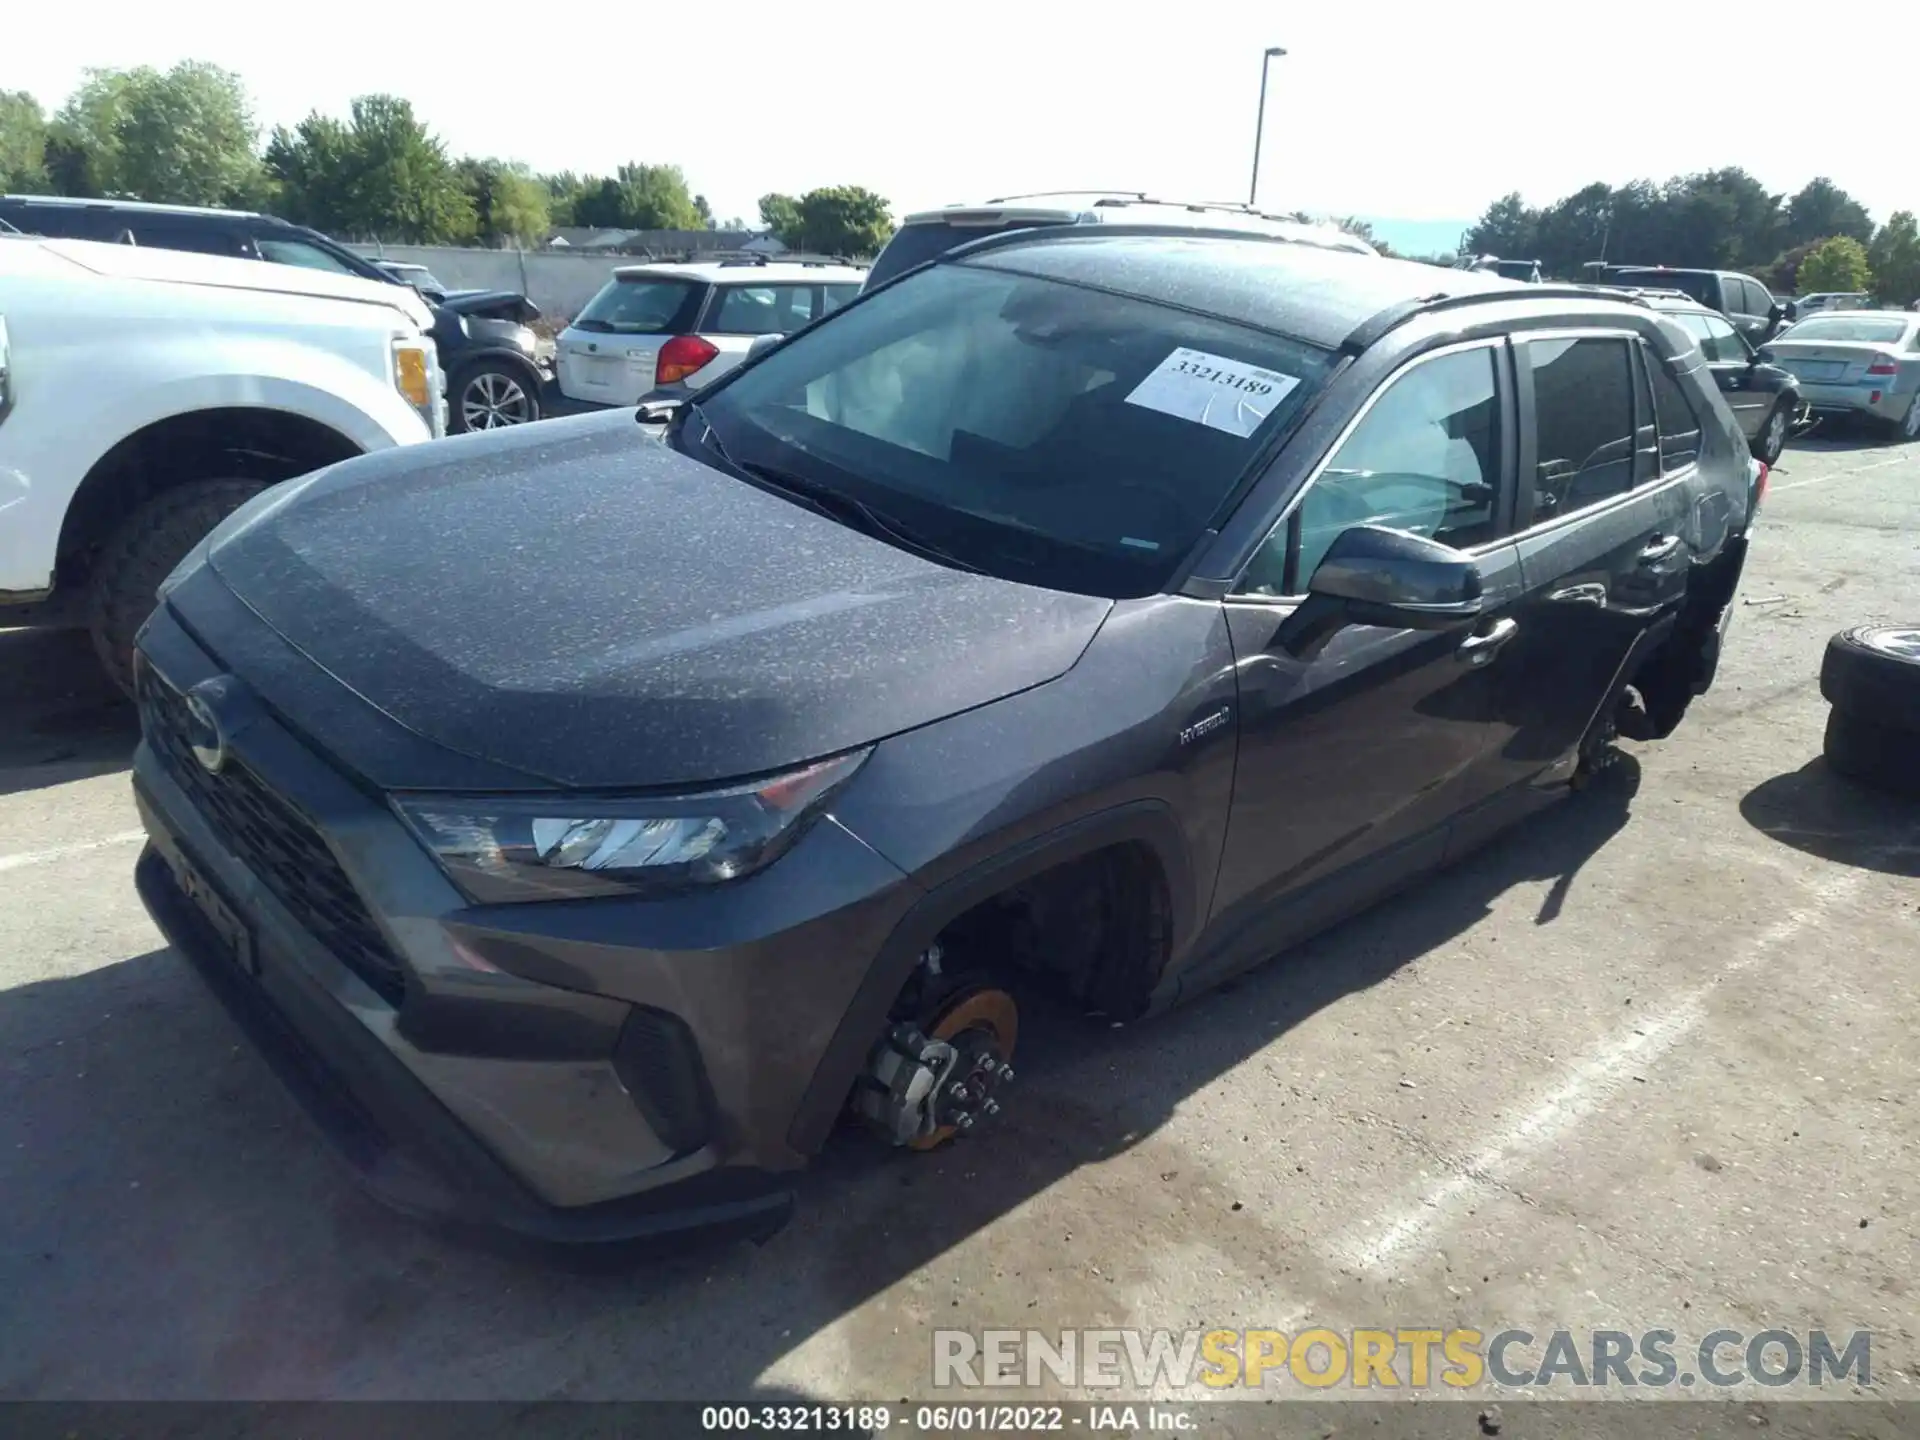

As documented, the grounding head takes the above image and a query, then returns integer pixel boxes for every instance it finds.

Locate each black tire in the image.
[1819,624,1920,731]
[1823,707,1920,799]
[1755,401,1790,466]
[86,479,265,697]
[447,358,541,433]
[1880,392,1920,444]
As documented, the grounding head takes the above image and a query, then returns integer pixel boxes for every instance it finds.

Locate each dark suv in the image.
[1602,288,1801,464]
[0,195,547,433]
[131,228,1762,1244]
[1597,264,1784,343]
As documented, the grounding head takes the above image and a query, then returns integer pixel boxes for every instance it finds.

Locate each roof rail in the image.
[1339,284,1650,356]
[983,190,1150,204]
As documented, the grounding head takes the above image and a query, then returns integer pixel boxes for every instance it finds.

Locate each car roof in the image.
[953,230,1608,349]
[0,194,272,222]
[610,260,870,284]
[897,193,1379,256]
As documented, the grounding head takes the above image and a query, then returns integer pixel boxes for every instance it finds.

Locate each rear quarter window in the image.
[571,276,701,335]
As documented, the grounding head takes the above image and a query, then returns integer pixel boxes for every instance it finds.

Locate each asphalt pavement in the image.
[0,427,1914,1410]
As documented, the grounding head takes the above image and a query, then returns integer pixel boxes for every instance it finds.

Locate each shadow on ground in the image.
[0,628,136,797]
[1739,758,1920,878]
[0,761,1643,1400]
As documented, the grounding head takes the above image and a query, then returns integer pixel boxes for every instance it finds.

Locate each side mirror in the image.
[747,332,787,360]
[1754,346,1776,366]
[1277,525,1484,658]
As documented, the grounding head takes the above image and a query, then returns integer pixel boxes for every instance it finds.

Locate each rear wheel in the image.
[86,480,266,696]
[1756,402,1790,465]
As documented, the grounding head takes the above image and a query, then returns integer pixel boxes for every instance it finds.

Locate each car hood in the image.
[437,289,541,323]
[206,412,1112,789]
[41,238,435,329]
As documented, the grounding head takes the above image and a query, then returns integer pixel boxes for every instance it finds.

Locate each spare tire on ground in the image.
[1819,626,1920,799]
[1820,625,1920,731]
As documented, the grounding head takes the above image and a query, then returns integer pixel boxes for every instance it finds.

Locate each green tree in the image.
[51,63,260,205]
[268,95,473,241]
[1868,212,1920,307]
[1782,178,1874,251]
[0,90,49,192]
[786,186,892,257]
[458,157,550,247]
[693,193,714,227]
[573,163,701,231]
[538,170,593,227]
[1797,235,1872,295]
[1464,192,1538,260]
[758,191,803,244]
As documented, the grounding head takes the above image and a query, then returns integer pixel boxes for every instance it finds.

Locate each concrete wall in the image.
[347,244,625,322]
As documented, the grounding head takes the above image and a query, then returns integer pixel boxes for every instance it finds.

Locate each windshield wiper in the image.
[680,404,981,573]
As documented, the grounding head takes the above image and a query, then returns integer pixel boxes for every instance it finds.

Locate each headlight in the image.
[393,337,433,408]
[393,748,871,904]
[512,325,539,354]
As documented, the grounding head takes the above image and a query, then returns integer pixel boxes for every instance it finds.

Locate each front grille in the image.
[137,662,408,1005]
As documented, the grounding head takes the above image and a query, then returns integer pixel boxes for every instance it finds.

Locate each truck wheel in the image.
[448,360,541,433]
[86,479,265,697]
[1818,625,1920,731]
[1823,707,1920,799]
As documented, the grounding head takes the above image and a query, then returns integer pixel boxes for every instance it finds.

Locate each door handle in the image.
[1546,582,1608,607]
[1455,617,1518,666]
[1638,534,1684,566]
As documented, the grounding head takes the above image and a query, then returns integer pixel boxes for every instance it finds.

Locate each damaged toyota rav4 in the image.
[132,229,1763,1244]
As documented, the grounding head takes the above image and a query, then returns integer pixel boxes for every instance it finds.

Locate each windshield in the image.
[691,260,1335,598]
[572,275,696,334]
[1780,315,1910,344]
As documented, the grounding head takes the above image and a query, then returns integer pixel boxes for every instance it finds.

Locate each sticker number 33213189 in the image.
[1124,346,1302,439]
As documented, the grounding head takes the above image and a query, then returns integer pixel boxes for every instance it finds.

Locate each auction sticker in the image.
[1124,347,1300,438]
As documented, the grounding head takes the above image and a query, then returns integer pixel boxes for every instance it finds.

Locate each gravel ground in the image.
[0,425,1914,1416]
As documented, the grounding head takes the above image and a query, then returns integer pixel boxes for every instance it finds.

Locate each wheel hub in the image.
[853,985,1017,1149]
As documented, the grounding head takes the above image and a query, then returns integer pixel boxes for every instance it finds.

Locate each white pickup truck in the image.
[0,233,443,692]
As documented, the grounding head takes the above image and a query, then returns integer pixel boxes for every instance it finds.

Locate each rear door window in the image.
[1641,345,1703,472]
[571,276,700,335]
[822,283,862,315]
[129,221,249,257]
[708,284,817,335]
[1526,336,1636,519]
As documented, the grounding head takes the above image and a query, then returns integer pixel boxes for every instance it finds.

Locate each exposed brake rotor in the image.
[852,983,1017,1150]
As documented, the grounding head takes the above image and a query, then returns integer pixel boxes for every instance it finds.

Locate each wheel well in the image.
[56,409,360,590]
[901,841,1175,1024]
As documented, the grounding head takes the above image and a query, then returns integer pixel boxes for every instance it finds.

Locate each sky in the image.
[10,2,1919,243]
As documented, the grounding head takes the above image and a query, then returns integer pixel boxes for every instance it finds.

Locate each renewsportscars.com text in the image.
[932,1327,1873,1391]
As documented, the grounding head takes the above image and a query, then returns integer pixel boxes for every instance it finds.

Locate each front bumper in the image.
[130,586,921,1243]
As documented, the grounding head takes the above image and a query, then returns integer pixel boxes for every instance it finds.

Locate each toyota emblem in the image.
[184,685,228,773]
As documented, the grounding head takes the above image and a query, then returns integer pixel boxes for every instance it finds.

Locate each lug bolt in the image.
[955,1113,975,1131]
[950,1085,971,1105]
[983,1099,1001,1117]
[999,1065,1016,1083]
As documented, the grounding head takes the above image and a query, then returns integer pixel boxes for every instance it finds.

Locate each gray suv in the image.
[131,228,1763,1244]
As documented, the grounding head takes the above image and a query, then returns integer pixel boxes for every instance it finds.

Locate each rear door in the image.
[1479,331,1692,789]
[1211,339,1525,943]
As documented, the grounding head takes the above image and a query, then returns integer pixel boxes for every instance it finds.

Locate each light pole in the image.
[1248,46,1286,207]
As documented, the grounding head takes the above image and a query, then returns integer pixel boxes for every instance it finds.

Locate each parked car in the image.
[1762,309,1920,439]
[1787,291,1870,321]
[554,257,868,408]
[1459,254,1543,283]
[863,192,1377,291]
[0,196,546,433]
[1597,287,1801,464]
[131,230,1763,1244]
[1596,264,1783,343]
[0,231,440,692]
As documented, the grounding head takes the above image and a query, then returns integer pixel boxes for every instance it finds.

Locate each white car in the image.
[555,258,868,408]
[0,233,442,692]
